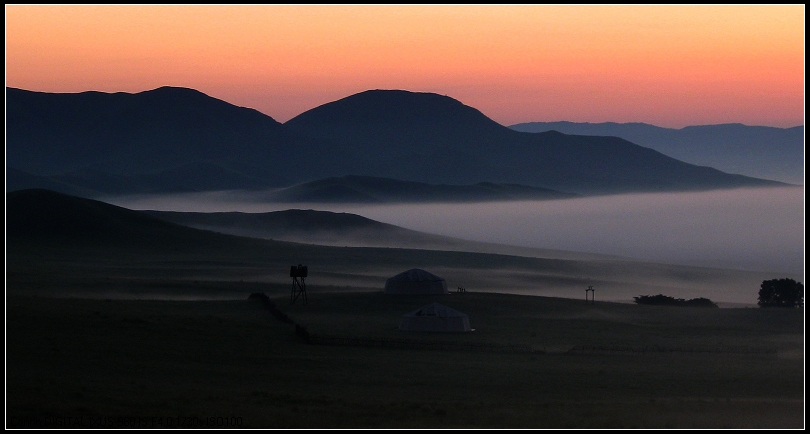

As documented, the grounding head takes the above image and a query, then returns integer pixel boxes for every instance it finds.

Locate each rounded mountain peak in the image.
[285,89,503,129]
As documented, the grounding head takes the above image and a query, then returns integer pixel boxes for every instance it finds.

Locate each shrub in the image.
[633,294,718,308]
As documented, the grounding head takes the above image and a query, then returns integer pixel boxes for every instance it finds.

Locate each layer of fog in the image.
[103,186,804,276]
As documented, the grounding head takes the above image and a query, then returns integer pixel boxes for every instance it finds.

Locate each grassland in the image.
[6,286,804,429]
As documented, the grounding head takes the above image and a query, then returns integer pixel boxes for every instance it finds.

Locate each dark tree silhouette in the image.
[758,278,804,307]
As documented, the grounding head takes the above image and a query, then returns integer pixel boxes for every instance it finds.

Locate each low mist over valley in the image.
[106,185,804,280]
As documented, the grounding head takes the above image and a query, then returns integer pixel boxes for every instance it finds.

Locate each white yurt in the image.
[384,268,448,295]
[399,302,471,332]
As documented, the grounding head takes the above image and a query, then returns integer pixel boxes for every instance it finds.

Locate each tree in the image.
[758,278,804,307]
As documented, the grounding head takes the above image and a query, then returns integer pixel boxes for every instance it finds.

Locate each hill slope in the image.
[143,207,620,261]
[6,188,250,249]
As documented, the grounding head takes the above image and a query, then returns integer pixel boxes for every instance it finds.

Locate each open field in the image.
[6,288,804,429]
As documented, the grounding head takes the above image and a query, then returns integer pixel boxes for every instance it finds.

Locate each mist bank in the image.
[103,186,804,276]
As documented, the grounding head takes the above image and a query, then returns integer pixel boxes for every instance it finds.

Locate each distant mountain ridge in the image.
[509,121,804,185]
[264,175,577,203]
[6,86,787,198]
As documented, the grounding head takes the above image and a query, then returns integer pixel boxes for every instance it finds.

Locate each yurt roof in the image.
[388,268,445,282]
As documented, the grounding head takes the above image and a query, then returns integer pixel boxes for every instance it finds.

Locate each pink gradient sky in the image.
[5,5,805,128]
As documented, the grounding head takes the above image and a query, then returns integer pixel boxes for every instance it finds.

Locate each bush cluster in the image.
[633,294,718,308]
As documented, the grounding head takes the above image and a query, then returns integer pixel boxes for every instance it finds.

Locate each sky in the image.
[5,4,805,128]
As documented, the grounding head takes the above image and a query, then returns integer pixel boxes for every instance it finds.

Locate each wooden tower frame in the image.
[586,285,595,304]
[290,264,308,305]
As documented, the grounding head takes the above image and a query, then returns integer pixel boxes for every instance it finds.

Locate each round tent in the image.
[399,302,471,332]
[384,268,448,295]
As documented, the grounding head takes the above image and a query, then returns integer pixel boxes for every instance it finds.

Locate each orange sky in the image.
[5,5,805,128]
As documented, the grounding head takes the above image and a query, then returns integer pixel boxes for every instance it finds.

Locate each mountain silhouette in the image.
[7,87,786,197]
[285,89,507,152]
[285,89,785,194]
[509,121,804,185]
[6,86,355,188]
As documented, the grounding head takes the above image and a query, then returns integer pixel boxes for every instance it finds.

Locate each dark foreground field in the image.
[6,290,804,429]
